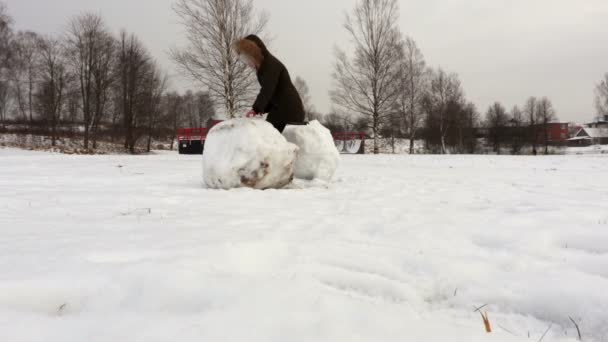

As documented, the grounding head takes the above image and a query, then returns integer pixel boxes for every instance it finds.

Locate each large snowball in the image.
[202,119,298,190]
[282,120,340,182]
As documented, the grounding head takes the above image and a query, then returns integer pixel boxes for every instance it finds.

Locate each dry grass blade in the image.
[480,311,492,333]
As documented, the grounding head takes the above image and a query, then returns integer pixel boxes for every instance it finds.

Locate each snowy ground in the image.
[566,145,608,155]
[1,148,607,342]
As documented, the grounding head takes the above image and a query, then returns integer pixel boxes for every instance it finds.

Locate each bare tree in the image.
[182,90,199,127]
[115,30,150,152]
[331,0,403,154]
[195,90,215,125]
[0,2,12,74]
[36,36,68,146]
[294,76,315,121]
[0,2,13,128]
[165,91,185,150]
[171,0,267,118]
[462,102,479,153]
[171,90,214,128]
[64,86,80,130]
[9,31,40,124]
[143,64,168,152]
[380,109,401,153]
[307,110,324,122]
[65,13,115,149]
[485,102,510,154]
[595,73,608,119]
[90,32,115,148]
[0,79,10,128]
[397,37,427,154]
[322,111,348,133]
[536,97,556,154]
[524,96,538,155]
[113,30,170,153]
[509,105,525,154]
[108,88,121,134]
[424,68,463,154]
[449,101,478,154]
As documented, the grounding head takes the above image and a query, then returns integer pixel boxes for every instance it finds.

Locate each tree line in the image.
[0,2,214,152]
[2,0,608,155]
[328,0,572,155]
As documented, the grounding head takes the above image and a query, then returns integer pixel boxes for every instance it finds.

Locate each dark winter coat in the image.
[237,35,305,132]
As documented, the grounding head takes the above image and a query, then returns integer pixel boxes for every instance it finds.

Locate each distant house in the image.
[587,115,608,129]
[568,127,608,146]
[568,124,583,138]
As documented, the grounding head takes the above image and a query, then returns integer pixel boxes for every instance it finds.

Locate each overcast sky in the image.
[6,0,608,122]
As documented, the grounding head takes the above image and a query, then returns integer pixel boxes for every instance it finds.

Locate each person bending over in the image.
[233,35,305,133]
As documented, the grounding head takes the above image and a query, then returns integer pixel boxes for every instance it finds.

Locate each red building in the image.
[536,122,569,144]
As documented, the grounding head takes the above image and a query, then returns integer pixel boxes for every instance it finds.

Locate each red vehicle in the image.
[333,132,366,154]
[178,119,223,154]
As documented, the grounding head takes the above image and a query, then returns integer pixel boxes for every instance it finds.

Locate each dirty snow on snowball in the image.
[1,148,608,342]
[202,118,297,190]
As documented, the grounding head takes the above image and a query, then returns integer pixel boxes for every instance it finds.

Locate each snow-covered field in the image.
[1,148,607,342]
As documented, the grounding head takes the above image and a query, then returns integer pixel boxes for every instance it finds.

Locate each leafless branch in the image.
[473,304,488,312]
[538,323,553,342]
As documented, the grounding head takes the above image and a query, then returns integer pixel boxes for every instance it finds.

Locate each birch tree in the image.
[172,0,267,118]
[331,0,403,154]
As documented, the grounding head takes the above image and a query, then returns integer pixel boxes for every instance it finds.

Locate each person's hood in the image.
[244,35,269,56]
[233,35,268,67]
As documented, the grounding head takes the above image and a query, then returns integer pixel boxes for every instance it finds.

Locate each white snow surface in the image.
[566,145,608,155]
[1,148,608,342]
[202,118,297,189]
[283,120,340,181]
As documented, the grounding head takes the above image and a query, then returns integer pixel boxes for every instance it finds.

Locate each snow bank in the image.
[3,150,608,342]
[202,118,298,190]
[283,120,340,181]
